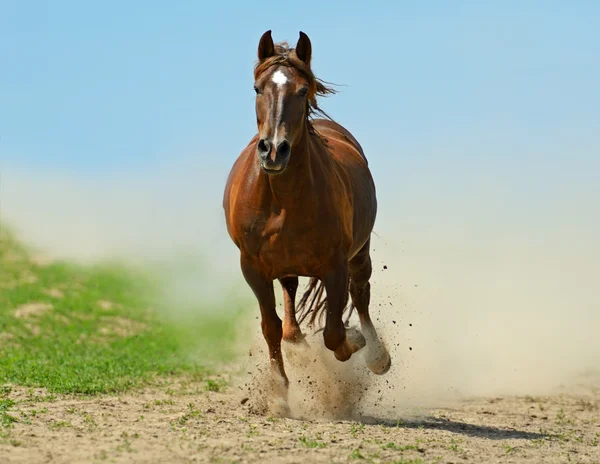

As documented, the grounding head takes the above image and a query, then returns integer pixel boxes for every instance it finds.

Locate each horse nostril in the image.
[257,139,271,158]
[276,140,291,158]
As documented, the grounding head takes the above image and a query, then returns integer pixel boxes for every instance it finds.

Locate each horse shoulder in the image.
[223,135,260,246]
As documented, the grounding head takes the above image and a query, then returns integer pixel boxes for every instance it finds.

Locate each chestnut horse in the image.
[223,30,391,414]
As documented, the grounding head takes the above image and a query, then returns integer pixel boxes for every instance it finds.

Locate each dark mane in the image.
[253,42,338,123]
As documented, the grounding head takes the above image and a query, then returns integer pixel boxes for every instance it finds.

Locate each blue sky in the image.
[1,1,598,225]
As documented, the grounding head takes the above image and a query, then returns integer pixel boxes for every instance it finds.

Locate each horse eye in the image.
[254,86,261,95]
[298,87,308,97]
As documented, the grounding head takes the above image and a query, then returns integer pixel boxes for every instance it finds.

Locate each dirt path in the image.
[2,375,599,464]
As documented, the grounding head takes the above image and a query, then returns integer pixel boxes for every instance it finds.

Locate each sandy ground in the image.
[2,367,599,464]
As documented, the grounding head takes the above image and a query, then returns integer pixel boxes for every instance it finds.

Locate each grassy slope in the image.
[0,226,244,396]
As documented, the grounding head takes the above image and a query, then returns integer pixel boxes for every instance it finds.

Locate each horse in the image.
[223,30,391,415]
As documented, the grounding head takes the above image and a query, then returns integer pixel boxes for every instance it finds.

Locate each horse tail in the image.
[296,277,355,330]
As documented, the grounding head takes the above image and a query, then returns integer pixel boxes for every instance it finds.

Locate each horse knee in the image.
[349,249,372,283]
[350,279,369,295]
[350,280,370,307]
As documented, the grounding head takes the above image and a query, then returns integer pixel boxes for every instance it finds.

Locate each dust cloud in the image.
[0,161,245,313]
[1,153,599,418]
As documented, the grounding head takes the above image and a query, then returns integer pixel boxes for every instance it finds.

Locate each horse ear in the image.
[258,30,275,61]
[295,31,312,66]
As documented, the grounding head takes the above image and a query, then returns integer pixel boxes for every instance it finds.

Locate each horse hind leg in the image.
[322,264,366,362]
[279,277,308,347]
[349,240,391,375]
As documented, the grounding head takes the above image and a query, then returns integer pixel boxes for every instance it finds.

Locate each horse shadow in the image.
[355,414,548,440]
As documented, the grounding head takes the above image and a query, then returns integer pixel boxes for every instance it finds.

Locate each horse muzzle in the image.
[257,138,291,174]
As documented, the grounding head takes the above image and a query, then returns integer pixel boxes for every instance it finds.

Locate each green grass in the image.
[0,397,18,427]
[0,226,248,395]
[205,378,227,392]
[299,436,326,448]
[349,448,364,460]
[383,442,419,452]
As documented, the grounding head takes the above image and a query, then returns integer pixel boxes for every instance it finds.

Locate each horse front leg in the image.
[322,263,366,362]
[241,257,290,417]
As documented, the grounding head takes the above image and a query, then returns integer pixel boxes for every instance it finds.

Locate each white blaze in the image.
[271,70,288,87]
[271,70,288,150]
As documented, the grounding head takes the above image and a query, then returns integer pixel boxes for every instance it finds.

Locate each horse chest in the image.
[244,210,334,278]
[262,213,316,254]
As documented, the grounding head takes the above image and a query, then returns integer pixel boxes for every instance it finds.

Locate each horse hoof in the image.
[269,398,292,418]
[346,327,367,353]
[367,350,391,375]
[378,354,392,375]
